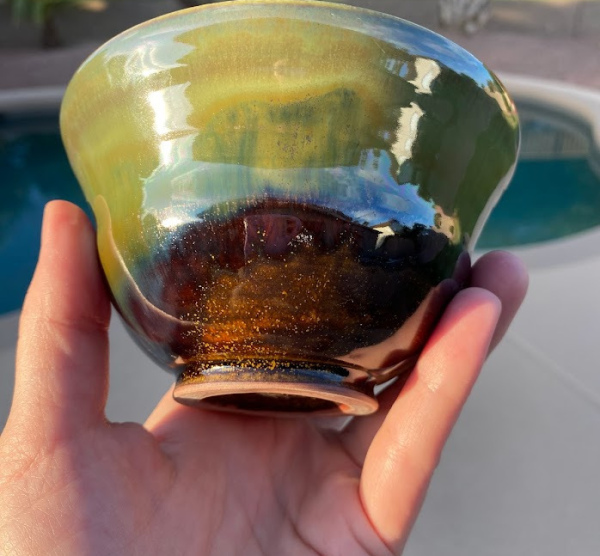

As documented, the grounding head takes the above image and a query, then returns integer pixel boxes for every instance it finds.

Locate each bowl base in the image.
[173,361,378,417]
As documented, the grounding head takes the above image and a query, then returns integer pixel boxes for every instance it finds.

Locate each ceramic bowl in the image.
[60,0,519,416]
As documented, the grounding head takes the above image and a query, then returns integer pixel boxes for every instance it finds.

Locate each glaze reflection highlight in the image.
[60,0,519,416]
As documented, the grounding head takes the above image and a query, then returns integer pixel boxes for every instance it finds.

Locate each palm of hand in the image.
[0,202,527,555]
[2,409,386,555]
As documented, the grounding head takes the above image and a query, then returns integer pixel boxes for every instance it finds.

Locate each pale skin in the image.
[0,201,528,555]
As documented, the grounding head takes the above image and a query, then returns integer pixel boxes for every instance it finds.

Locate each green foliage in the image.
[7,0,89,25]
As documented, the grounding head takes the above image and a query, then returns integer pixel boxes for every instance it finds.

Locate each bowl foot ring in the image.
[173,362,378,417]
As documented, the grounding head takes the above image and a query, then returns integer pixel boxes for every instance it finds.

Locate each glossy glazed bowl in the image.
[60,0,519,416]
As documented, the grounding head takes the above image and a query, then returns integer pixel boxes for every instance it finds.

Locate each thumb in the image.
[7,201,111,444]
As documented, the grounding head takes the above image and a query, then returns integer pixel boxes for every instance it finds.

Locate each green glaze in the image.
[60,0,519,416]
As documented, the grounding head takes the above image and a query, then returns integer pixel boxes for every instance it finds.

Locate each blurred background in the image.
[1,2,600,555]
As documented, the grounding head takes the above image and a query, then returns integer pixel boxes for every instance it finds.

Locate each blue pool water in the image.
[477,102,600,249]
[0,113,91,314]
[1,104,600,314]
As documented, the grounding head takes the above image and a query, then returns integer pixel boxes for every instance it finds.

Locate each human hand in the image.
[0,201,528,555]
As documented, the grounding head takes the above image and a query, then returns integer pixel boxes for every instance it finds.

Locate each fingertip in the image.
[458,285,502,311]
[24,200,109,329]
[473,250,529,300]
[42,199,92,235]
[471,251,529,350]
[431,286,502,346]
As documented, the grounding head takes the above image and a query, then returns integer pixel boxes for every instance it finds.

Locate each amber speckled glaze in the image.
[60,0,519,416]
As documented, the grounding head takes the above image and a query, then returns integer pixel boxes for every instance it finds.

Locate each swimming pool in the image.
[0,111,91,314]
[1,84,600,314]
[478,100,600,249]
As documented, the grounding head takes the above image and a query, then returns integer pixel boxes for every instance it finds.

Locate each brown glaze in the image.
[121,201,466,394]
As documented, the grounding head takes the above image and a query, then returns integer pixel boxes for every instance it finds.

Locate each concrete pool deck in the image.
[1,2,600,556]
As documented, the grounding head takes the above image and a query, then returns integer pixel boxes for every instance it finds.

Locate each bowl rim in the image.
[97,0,425,42]
[63,0,483,90]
